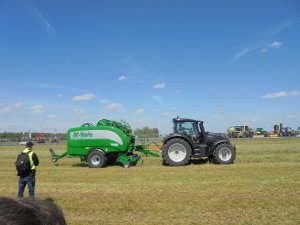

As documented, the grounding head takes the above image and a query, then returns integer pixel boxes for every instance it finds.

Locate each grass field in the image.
[0,138,299,225]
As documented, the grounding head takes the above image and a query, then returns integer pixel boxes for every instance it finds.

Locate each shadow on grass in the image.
[191,158,210,165]
[71,162,127,168]
[71,163,88,167]
[161,158,212,166]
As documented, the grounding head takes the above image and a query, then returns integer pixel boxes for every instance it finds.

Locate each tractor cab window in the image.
[234,126,241,131]
[175,122,197,141]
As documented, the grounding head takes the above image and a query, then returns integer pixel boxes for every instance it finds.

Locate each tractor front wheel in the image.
[212,143,236,164]
[87,150,107,168]
[162,138,192,166]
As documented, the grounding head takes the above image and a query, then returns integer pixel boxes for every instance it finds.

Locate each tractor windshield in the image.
[234,126,242,131]
[175,121,197,141]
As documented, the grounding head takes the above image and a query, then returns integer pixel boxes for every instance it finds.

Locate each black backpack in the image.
[16,151,31,176]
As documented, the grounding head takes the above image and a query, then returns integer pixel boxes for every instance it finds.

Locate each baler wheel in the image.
[87,150,107,168]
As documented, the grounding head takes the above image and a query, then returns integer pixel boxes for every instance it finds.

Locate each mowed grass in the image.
[0,138,299,225]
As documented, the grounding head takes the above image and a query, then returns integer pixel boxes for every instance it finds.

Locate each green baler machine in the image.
[49,119,159,168]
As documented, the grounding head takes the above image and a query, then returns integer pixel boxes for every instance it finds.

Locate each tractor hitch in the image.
[49,148,68,162]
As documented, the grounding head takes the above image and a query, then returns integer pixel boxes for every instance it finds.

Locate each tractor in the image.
[227,125,254,138]
[49,119,159,168]
[161,117,236,166]
[253,128,269,137]
[279,127,295,137]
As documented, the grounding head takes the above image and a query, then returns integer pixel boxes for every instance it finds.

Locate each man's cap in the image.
[26,141,34,147]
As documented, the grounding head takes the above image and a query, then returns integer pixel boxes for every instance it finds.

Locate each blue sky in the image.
[0,0,299,134]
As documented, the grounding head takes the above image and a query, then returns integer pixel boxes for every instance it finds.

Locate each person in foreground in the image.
[16,141,39,198]
[0,196,67,225]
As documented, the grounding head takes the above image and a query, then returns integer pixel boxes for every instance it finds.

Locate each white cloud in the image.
[57,94,64,98]
[232,48,252,61]
[262,91,300,99]
[0,102,25,114]
[235,41,283,60]
[0,102,26,114]
[29,4,55,37]
[118,75,130,81]
[100,98,109,104]
[72,93,95,101]
[154,83,166,89]
[136,108,145,113]
[153,95,162,103]
[271,21,293,35]
[73,108,86,115]
[105,103,123,111]
[261,41,283,53]
[73,109,90,120]
[31,105,44,114]
[99,98,124,111]
[269,41,283,48]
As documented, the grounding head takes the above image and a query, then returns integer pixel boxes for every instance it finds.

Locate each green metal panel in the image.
[67,124,133,155]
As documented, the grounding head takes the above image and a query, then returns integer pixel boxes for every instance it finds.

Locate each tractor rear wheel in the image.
[162,138,192,166]
[212,143,236,164]
[87,150,107,168]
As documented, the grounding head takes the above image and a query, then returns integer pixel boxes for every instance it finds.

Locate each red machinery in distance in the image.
[36,133,45,143]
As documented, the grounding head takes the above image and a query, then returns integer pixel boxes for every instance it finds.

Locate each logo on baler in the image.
[70,130,123,145]
[72,131,93,139]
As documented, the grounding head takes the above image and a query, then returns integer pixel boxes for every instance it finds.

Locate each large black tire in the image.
[87,150,107,168]
[212,143,236,164]
[162,138,192,166]
[161,158,168,166]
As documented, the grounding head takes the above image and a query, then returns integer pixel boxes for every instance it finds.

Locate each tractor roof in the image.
[172,117,203,123]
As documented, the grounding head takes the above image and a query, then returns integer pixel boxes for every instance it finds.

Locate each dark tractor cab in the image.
[279,127,295,137]
[162,118,236,166]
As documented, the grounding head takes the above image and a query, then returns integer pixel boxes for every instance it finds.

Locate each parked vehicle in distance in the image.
[253,128,270,137]
[227,125,254,138]
[280,127,296,137]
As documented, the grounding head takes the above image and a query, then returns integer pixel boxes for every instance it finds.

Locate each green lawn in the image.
[0,138,299,224]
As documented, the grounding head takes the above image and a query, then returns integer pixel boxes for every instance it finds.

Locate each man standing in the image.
[17,141,39,198]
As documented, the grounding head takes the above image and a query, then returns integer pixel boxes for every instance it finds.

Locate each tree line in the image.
[0,132,67,142]
[0,127,159,142]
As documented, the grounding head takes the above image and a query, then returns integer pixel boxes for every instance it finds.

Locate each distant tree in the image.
[134,127,159,142]
[0,132,22,142]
